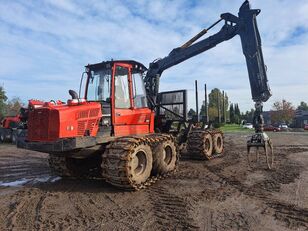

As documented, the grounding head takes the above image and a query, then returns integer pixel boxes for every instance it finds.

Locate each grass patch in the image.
[220,124,252,133]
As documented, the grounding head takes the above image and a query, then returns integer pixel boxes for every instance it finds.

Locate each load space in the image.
[17,0,272,190]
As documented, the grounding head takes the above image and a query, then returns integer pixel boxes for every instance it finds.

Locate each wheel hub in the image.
[132,151,147,176]
[163,145,173,165]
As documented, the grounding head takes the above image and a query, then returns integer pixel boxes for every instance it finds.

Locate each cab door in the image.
[112,63,153,136]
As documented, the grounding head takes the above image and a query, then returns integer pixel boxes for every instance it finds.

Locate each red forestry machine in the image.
[18,1,272,189]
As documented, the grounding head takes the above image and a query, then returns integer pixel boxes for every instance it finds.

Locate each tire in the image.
[152,140,177,175]
[187,130,213,159]
[212,132,224,154]
[126,144,153,185]
[0,131,4,143]
[48,154,73,177]
[11,132,17,144]
[202,132,213,158]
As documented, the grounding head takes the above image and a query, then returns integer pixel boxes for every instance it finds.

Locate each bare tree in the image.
[5,97,24,116]
[270,99,295,124]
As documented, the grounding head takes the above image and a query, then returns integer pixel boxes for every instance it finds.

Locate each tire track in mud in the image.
[5,189,48,230]
[100,193,147,230]
[172,160,256,230]
[147,184,199,230]
[204,145,308,229]
[34,193,47,231]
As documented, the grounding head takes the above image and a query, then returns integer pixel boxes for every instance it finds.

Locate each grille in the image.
[77,110,89,119]
[77,121,86,136]
[89,109,100,117]
[28,109,50,140]
[87,119,97,133]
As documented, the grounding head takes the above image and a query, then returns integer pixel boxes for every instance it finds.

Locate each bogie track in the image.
[102,134,178,190]
[186,129,224,160]
[48,153,102,178]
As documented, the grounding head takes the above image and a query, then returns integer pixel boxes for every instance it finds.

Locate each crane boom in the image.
[144,0,271,108]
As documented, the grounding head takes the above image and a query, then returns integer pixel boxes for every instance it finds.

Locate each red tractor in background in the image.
[18,1,273,189]
[0,115,21,143]
[0,100,44,144]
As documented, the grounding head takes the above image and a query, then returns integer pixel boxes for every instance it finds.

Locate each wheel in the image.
[127,144,153,185]
[102,138,154,190]
[0,131,4,143]
[200,132,213,159]
[49,153,102,178]
[11,132,17,144]
[48,154,73,177]
[187,130,213,159]
[152,139,177,175]
[212,132,224,155]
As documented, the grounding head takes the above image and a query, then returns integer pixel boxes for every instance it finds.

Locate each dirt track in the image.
[0,132,308,231]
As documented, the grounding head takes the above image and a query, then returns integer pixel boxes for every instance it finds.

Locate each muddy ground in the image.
[0,132,307,231]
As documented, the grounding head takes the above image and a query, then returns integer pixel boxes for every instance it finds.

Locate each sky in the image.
[0,0,307,112]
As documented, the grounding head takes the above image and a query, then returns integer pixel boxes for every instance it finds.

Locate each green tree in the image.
[208,88,228,122]
[187,108,196,118]
[242,109,255,123]
[229,103,235,123]
[270,99,295,124]
[6,97,24,116]
[234,104,240,117]
[199,101,206,117]
[234,103,241,124]
[0,86,8,119]
[297,101,308,111]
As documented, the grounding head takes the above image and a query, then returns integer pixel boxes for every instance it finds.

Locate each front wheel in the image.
[152,140,177,175]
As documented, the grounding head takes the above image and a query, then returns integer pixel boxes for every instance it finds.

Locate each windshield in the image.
[87,69,111,101]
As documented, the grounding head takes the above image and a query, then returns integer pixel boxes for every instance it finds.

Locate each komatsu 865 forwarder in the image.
[18,1,272,190]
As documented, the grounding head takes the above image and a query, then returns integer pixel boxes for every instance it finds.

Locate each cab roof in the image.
[85,60,147,74]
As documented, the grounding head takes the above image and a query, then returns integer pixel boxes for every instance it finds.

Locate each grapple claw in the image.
[247,132,274,169]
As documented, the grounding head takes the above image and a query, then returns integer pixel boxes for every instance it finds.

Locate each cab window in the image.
[132,73,147,108]
[114,66,131,109]
[87,70,111,101]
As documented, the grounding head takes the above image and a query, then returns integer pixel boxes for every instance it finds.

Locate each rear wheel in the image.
[187,130,213,159]
[152,139,177,175]
[212,132,224,155]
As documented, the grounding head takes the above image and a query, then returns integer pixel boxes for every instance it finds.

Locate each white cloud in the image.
[0,0,307,112]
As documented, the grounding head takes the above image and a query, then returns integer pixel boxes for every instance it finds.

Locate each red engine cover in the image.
[27,102,102,141]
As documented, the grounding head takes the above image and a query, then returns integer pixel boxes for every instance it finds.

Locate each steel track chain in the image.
[48,154,103,179]
[102,134,179,191]
[48,154,73,177]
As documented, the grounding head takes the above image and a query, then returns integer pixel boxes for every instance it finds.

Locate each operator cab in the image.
[84,60,154,136]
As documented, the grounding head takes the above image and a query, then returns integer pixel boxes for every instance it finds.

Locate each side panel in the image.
[113,108,152,136]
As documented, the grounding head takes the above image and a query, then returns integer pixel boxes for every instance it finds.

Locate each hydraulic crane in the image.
[18,0,273,190]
